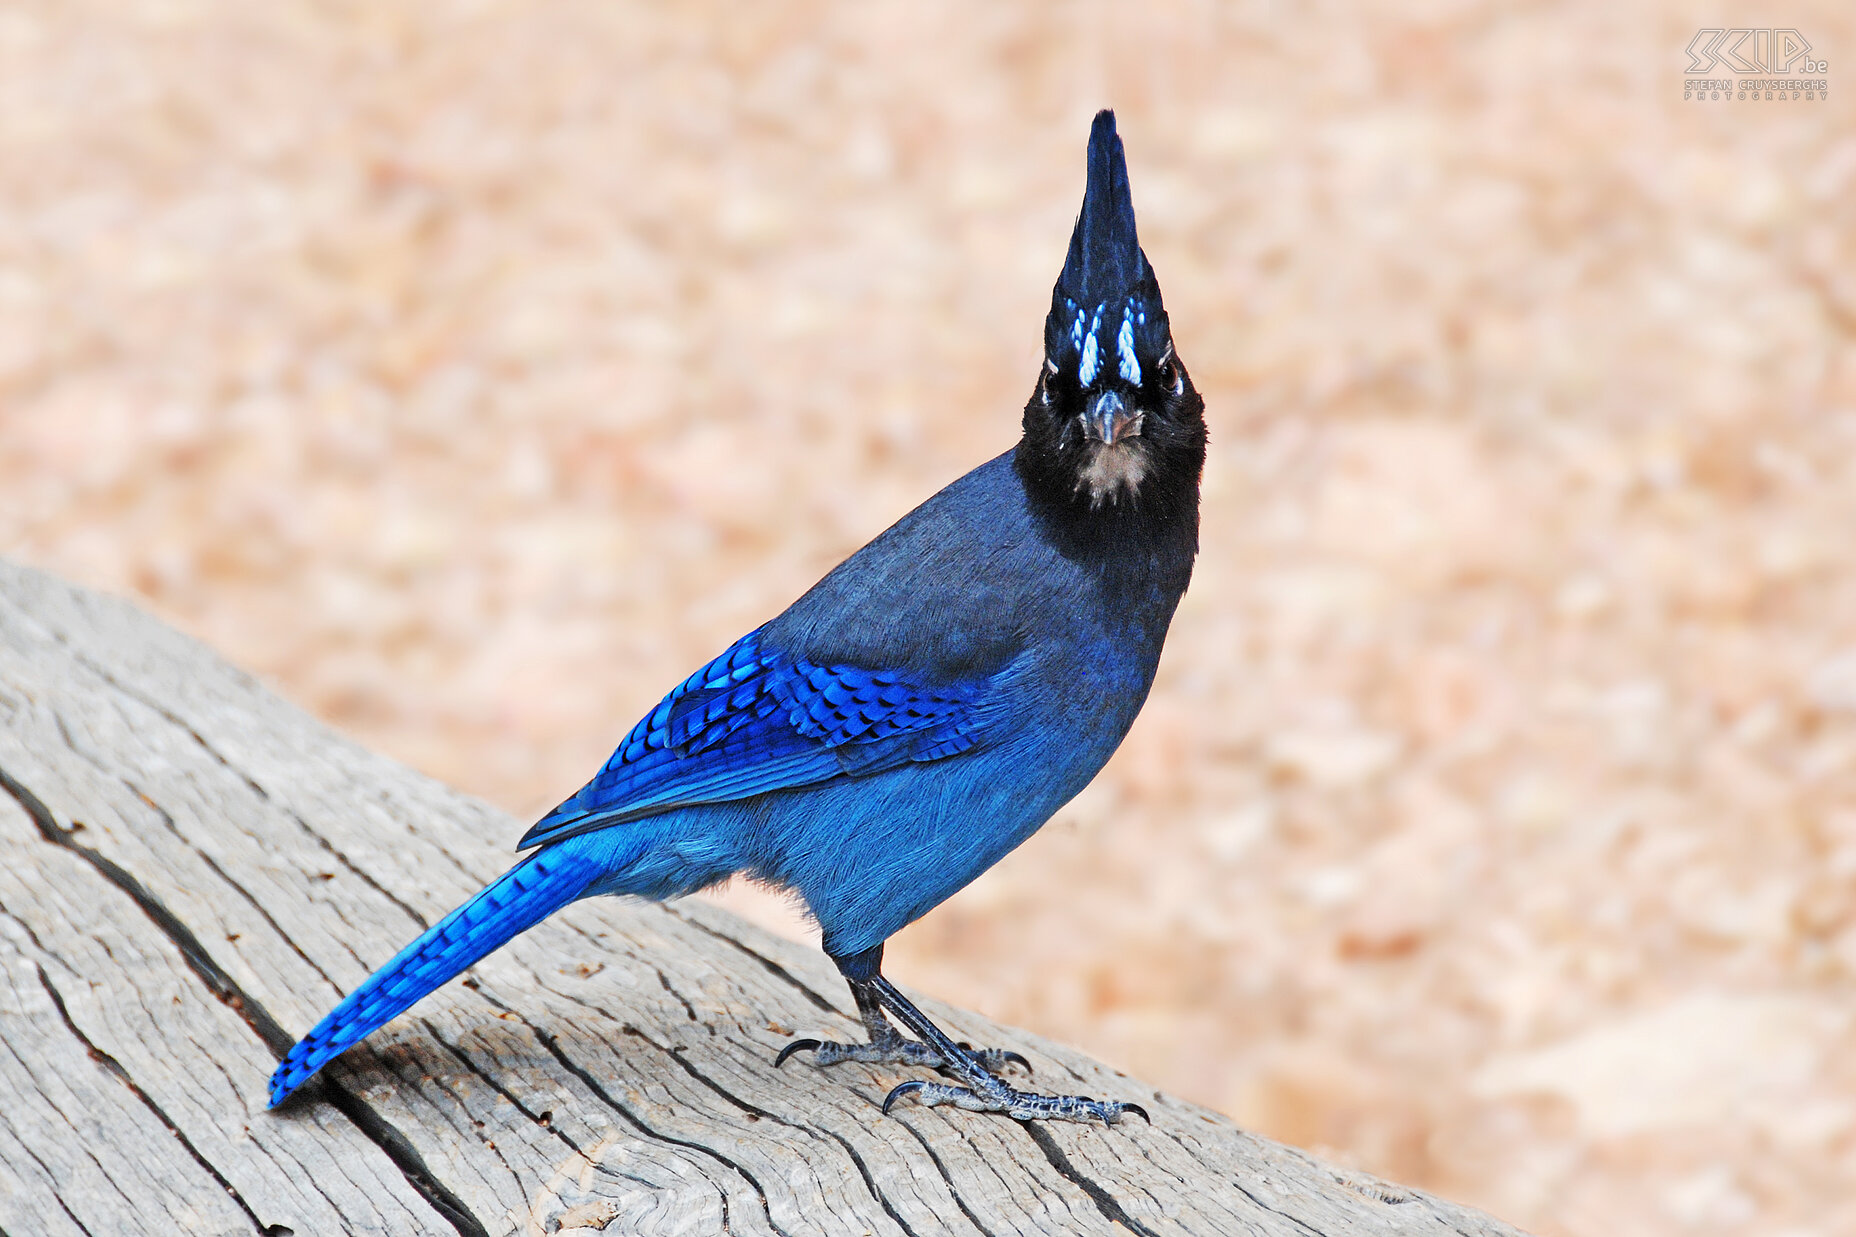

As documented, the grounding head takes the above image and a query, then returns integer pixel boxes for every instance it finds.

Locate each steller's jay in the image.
[270,109,1205,1125]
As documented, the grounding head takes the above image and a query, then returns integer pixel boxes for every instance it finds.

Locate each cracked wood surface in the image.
[0,559,1531,1237]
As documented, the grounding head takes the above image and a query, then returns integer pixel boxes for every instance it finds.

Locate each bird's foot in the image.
[881,1074,1149,1126]
[775,1033,1030,1076]
[791,958,1136,1124]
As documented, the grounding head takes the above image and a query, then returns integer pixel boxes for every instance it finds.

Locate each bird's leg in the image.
[774,945,1029,1076]
[774,977,947,1069]
[776,946,1142,1125]
[869,975,1148,1127]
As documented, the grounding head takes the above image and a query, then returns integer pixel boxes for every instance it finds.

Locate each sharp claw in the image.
[882,1080,928,1116]
[954,1040,1032,1075]
[773,1038,821,1069]
[1119,1103,1151,1125]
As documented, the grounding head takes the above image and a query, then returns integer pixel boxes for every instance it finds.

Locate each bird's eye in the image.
[1039,358,1058,406]
[1156,343,1183,397]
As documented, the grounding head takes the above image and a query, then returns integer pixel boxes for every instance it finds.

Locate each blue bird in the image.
[270,109,1205,1124]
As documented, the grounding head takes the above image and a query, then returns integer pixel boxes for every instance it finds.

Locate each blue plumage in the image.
[271,110,1206,1126]
[518,629,1002,849]
[268,842,602,1105]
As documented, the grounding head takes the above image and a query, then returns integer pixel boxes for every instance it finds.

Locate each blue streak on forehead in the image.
[1067,300,1084,354]
[1117,304,1140,385]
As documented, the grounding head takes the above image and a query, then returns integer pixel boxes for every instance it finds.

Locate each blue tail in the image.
[269,845,598,1106]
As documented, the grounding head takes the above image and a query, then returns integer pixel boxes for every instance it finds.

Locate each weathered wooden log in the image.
[0,559,1527,1237]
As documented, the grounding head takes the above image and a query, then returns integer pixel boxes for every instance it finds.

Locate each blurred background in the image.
[3,2,1854,1233]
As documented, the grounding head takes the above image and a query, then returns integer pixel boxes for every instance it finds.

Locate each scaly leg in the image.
[775,946,1146,1126]
[868,976,1147,1125]
[775,957,1029,1075]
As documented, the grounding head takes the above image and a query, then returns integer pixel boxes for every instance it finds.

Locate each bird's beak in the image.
[1083,391,1141,445]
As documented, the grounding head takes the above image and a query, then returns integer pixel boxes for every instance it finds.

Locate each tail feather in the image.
[269,847,596,1106]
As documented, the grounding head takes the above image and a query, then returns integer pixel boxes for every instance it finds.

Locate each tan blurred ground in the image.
[4,3,1854,1233]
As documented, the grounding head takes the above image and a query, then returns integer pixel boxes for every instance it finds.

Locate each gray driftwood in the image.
[0,559,1526,1237]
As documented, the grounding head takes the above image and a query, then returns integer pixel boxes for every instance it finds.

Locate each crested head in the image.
[1057,110,1145,323]
[1019,111,1205,525]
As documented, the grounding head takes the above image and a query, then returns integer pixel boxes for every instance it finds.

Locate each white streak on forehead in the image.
[1077,303,1105,387]
[1117,305,1140,385]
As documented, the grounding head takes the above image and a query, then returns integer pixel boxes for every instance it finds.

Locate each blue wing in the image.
[516,629,1010,849]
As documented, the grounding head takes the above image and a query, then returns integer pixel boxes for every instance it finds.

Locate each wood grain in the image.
[0,559,1528,1237]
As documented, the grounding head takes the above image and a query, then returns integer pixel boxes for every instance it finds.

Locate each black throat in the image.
[1011,409,1204,594]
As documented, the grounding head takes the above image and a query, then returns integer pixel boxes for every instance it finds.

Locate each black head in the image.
[1018,111,1205,523]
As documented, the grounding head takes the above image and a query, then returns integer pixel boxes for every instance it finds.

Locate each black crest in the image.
[1059,111,1143,308]
[1045,111,1169,385]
